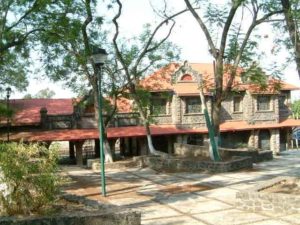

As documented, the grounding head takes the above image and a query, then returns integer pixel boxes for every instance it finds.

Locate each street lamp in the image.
[6,87,11,142]
[91,47,108,197]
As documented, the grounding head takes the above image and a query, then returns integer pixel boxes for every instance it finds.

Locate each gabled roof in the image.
[0,99,74,126]
[140,62,300,95]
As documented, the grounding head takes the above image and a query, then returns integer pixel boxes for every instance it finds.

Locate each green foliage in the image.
[241,63,268,87]
[0,0,56,91]
[23,88,56,99]
[0,142,61,216]
[0,103,14,117]
[292,100,300,119]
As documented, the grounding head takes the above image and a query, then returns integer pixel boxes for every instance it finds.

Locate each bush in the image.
[0,142,61,216]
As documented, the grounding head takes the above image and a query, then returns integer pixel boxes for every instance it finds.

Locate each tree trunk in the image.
[145,122,157,154]
[212,59,224,143]
[281,0,300,78]
[104,138,113,163]
[130,90,167,156]
[199,82,221,161]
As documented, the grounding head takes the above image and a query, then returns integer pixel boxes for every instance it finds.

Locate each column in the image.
[75,141,84,166]
[270,129,280,154]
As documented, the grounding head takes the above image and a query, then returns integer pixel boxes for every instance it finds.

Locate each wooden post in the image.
[75,141,84,166]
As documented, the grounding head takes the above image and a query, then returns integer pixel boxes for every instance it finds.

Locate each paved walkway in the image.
[62,150,300,225]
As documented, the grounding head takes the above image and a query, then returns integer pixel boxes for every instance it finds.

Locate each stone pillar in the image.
[274,96,279,123]
[167,136,173,155]
[172,95,182,125]
[75,141,84,166]
[69,141,75,159]
[248,130,255,149]
[270,129,280,154]
[253,130,259,149]
[244,91,254,123]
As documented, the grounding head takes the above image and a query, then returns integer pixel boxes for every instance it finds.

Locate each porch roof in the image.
[1,119,300,142]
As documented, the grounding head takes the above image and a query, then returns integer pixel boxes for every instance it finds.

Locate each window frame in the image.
[185,97,202,114]
[233,96,243,113]
[150,98,168,115]
[279,95,287,110]
[257,95,272,111]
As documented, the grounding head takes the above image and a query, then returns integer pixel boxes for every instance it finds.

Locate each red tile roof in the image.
[140,63,180,91]
[2,119,300,142]
[140,62,300,95]
[0,99,74,126]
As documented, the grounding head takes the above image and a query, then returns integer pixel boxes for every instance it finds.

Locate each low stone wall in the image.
[220,149,273,163]
[0,194,141,225]
[87,159,139,172]
[135,155,252,173]
[236,177,300,214]
[174,143,227,158]
[174,143,273,163]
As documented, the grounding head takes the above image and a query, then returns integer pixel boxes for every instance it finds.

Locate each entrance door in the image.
[259,130,270,150]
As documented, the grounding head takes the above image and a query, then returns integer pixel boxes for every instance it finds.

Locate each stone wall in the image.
[136,155,253,173]
[220,96,244,121]
[236,177,300,214]
[174,142,228,158]
[151,115,172,124]
[221,149,273,163]
[0,194,141,225]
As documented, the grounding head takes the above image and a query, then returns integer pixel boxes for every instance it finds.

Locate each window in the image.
[151,98,167,115]
[257,95,271,111]
[181,74,193,81]
[185,97,202,114]
[279,95,286,109]
[233,96,243,112]
[187,134,204,146]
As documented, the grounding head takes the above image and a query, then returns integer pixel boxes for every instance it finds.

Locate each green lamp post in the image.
[6,87,11,142]
[91,48,108,197]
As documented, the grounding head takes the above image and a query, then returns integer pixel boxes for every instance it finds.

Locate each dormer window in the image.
[180,74,193,81]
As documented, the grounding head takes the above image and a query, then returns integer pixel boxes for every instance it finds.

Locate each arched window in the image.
[181,74,193,81]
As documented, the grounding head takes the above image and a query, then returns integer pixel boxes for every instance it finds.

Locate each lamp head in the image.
[91,47,108,66]
[6,87,11,98]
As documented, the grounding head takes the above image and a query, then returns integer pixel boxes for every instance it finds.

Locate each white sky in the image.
[11,0,300,100]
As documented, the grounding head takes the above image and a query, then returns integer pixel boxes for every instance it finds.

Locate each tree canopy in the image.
[0,0,56,92]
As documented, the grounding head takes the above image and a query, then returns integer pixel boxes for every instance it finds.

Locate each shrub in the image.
[0,142,61,216]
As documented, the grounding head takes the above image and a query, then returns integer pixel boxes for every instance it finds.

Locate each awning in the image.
[1,119,300,142]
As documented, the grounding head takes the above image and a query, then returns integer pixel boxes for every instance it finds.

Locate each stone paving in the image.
[62,150,300,225]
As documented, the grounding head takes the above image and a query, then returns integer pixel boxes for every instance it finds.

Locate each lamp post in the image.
[6,87,11,142]
[91,48,108,197]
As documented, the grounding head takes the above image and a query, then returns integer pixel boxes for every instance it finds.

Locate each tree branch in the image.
[133,8,188,75]
[184,0,217,57]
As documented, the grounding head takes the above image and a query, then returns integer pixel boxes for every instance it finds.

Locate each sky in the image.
[11,0,300,100]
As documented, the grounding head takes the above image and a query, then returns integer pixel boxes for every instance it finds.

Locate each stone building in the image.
[1,62,300,163]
